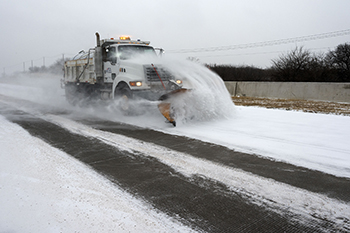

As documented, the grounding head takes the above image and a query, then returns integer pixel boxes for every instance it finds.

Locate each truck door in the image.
[103,46,119,83]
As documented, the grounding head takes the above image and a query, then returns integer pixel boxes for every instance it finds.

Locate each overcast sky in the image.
[1,0,350,73]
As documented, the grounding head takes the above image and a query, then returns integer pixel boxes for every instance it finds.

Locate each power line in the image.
[168,29,350,54]
[2,30,349,73]
[195,46,338,59]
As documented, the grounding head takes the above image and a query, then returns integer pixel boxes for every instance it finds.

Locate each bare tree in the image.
[326,43,350,81]
[208,64,270,81]
[27,58,68,75]
[271,46,314,81]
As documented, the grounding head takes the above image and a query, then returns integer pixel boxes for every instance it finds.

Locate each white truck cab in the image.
[63,33,182,105]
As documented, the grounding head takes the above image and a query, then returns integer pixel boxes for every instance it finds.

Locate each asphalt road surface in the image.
[1,95,349,232]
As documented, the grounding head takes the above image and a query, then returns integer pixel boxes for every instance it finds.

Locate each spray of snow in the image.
[115,55,236,125]
[161,58,236,125]
[0,73,65,105]
[0,55,236,126]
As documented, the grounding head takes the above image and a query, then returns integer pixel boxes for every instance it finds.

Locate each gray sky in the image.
[1,0,350,73]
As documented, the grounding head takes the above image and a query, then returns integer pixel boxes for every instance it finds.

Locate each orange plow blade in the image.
[158,88,189,127]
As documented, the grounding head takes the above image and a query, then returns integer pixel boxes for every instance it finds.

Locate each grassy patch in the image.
[232,96,350,116]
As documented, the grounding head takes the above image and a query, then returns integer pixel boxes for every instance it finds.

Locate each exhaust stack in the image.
[95,32,101,47]
[94,32,103,82]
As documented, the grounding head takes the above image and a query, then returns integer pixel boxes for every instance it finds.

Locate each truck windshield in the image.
[118,45,156,60]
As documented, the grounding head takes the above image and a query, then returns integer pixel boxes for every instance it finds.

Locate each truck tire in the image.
[115,84,133,114]
[120,88,131,112]
[65,83,78,105]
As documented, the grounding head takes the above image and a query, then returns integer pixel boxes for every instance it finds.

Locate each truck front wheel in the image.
[115,84,133,113]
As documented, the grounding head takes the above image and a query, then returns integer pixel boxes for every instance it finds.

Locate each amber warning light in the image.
[120,36,131,40]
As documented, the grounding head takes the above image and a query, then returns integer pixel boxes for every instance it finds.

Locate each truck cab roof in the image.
[100,37,151,47]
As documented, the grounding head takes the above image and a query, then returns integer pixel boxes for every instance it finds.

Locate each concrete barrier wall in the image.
[224,82,350,103]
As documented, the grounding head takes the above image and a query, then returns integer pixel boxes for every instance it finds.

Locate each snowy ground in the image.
[0,115,195,233]
[164,107,350,179]
[2,75,349,178]
[1,73,350,231]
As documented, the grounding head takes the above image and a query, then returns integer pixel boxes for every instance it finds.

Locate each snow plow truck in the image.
[62,32,186,126]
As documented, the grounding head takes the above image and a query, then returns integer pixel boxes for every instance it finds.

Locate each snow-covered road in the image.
[1,75,350,232]
[0,115,194,232]
[162,107,350,179]
[2,74,350,179]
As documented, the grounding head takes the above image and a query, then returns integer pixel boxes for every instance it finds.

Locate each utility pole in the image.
[23,62,25,72]
[43,57,45,67]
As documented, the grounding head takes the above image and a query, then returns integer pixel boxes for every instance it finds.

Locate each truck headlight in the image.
[130,81,142,87]
[175,79,182,84]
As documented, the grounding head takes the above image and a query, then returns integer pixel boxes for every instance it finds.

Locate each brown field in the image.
[232,96,350,116]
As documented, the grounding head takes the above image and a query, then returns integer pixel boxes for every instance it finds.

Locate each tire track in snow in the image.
[45,114,350,232]
[0,106,196,233]
[76,116,350,204]
[2,106,318,232]
[1,97,348,230]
